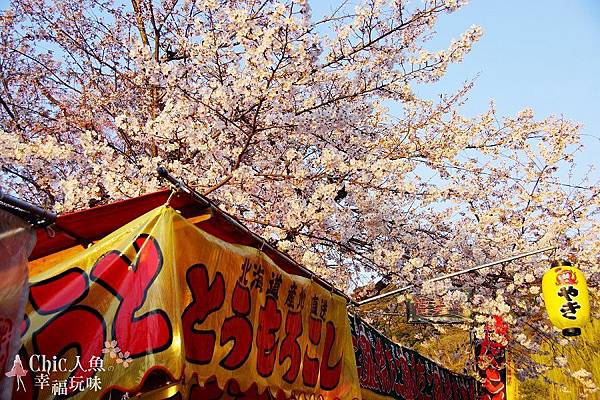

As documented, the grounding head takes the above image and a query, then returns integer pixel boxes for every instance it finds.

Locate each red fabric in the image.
[31,190,175,260]
[30,190,307,279]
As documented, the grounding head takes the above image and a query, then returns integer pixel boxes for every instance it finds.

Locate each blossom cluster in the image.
[0,0,598,382]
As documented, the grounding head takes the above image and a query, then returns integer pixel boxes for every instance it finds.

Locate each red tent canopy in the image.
[31,189,314,283]
[24,189,478,400]
[24,189,329,399]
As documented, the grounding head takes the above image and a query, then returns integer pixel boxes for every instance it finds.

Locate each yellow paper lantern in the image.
[542,260,590,336]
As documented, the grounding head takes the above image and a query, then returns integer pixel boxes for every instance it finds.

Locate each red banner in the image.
[350,317,476,400]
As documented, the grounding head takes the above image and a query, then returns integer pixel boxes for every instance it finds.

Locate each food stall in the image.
[1,188,476,399]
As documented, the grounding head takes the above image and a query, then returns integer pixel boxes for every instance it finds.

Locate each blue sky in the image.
[312,0,600,184]
[2,0,598,182]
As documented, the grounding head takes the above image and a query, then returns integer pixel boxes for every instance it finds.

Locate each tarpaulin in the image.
[0,208,36,398]
[350,317,477,400]
[28,189,320,284]
[14,205,362,399]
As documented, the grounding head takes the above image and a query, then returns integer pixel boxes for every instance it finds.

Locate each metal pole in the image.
[0,190,57,226]
[357,245,557,306]
[156,166,360,307]
[157,166,210,208]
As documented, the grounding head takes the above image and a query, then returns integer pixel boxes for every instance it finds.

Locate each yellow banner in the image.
[15,206,361,399]
[506,352,518,400]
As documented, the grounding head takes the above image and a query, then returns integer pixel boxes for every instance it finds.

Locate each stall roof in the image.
[30,189,337,296]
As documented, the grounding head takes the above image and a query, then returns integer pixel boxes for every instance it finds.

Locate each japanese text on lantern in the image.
[555,269,581,320]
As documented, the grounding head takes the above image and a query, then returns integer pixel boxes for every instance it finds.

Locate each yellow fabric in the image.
[22,206,362,399]
[359,388,394,400]
[528,319,600,400]
[506,352,518,400]
[28,244,86,271]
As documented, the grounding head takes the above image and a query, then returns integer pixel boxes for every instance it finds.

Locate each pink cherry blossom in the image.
[0,0,597,383]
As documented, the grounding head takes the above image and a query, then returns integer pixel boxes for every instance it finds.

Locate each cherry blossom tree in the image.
[0,0,598,385]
